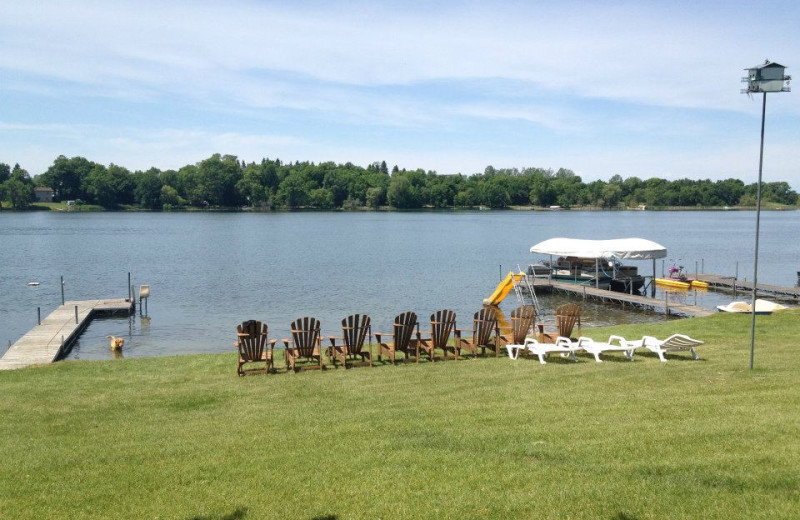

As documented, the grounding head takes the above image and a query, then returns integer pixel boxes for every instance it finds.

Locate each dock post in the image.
[664,291,669,317]
[735,262,739,280]
[695,261,698,279]
[74,305,78,324]
[37,307,41,325]
[701,258,704,274]
[652,259,656,297]
[128,272,132,300]
[60,275,65,305]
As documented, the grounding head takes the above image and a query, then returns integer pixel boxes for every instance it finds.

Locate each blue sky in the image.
[1,0,798,187]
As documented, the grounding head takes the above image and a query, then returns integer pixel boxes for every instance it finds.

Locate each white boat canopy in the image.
[530,238,667,260]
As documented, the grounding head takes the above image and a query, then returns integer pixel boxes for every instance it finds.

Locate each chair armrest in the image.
[607,335,626,347]
[374,332,393,343]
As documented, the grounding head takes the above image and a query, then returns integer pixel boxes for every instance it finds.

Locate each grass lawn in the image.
[1,311,799,519]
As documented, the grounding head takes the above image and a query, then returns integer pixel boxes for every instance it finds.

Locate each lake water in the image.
[1,210,798,361]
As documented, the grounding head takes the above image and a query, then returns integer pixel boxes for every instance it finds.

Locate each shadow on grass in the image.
[614,513,640,520]
[310,515,338,520]
[189,507,248,520]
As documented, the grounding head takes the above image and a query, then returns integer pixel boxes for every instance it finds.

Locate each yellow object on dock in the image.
[655,278,691,290]
[483,272,525,306]
[656,278,709,290]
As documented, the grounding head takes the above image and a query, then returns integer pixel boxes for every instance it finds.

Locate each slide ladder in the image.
[513,265,541,315]
[483,268,541,316]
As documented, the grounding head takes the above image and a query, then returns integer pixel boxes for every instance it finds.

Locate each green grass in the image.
[2,311,799,519]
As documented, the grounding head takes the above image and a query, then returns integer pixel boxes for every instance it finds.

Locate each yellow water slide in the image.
[483,271,526,306]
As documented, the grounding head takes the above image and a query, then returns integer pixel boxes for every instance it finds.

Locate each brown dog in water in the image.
[106,335,125,351]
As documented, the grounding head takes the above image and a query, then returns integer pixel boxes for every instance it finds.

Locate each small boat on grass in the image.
[717,299,788,315]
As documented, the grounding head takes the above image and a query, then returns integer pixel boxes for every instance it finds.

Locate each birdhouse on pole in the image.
[742,60,791,93]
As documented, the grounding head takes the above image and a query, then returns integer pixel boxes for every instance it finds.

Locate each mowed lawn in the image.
[1,311,798,519]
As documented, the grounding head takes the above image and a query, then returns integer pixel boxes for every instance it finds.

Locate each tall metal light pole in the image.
[741,60,791,370]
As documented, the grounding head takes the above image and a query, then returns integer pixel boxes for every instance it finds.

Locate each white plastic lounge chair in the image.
[574,335,637,363]
[627,334,704,362]
[524,336,580,364]
[505,343,526,360]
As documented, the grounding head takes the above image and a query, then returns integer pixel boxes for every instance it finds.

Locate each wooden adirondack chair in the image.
[418,309,458,361]
[457,307,500,358]
[542,303,582,343]
[282,317,324,372]
[498,305,536,348]
[328,314,373,368]
[375,311,420,364]
[234,320,276,376]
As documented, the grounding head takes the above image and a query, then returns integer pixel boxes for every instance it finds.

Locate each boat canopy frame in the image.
[530,238,666,295]
[529,238,667,260]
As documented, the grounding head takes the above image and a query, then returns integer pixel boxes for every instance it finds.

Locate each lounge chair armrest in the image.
[574,336,593,347]
[281,338,290,348]
[523,337,539,346]
[607,335,627,346]
[268,339,277,347]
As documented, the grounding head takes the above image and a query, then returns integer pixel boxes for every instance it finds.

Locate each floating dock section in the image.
[0,299,134,370]
[531,278,714,318]
[694,274,800,300]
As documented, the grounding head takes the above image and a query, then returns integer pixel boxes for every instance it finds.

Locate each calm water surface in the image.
[1,210,797,360]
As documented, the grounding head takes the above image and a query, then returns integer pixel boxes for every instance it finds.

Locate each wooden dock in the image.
[0,299,134,371]
[694,274,800,299]
[531,278,715,318]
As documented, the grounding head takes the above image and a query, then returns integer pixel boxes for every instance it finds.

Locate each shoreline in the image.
[2,202,798,213]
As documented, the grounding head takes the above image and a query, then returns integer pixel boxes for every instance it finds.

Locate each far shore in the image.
[2,201,798,213]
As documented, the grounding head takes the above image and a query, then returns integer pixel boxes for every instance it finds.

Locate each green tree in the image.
[386,175,420,208]
[365,186,385,208]
[133,168,163,209]
[2,164,34,209]
[38,156,95,201]
[482,177,510,208]
[160,185,184,208]
[82,164,134,207]
[195,154,243,206]
[276,171,313,207]
[309,188,335,208]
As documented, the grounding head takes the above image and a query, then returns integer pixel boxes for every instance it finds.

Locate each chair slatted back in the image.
[663,334,704,349]
[290,317,321,358]
[393,311,418,351]
[342,314,371,355]
[510,305,535,344]
[237,320,267,362]
[473,307,498,346]
[429,309,456,348]
[556,303,581,338]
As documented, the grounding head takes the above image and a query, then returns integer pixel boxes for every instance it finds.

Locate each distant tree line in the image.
[1,154,797,210]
